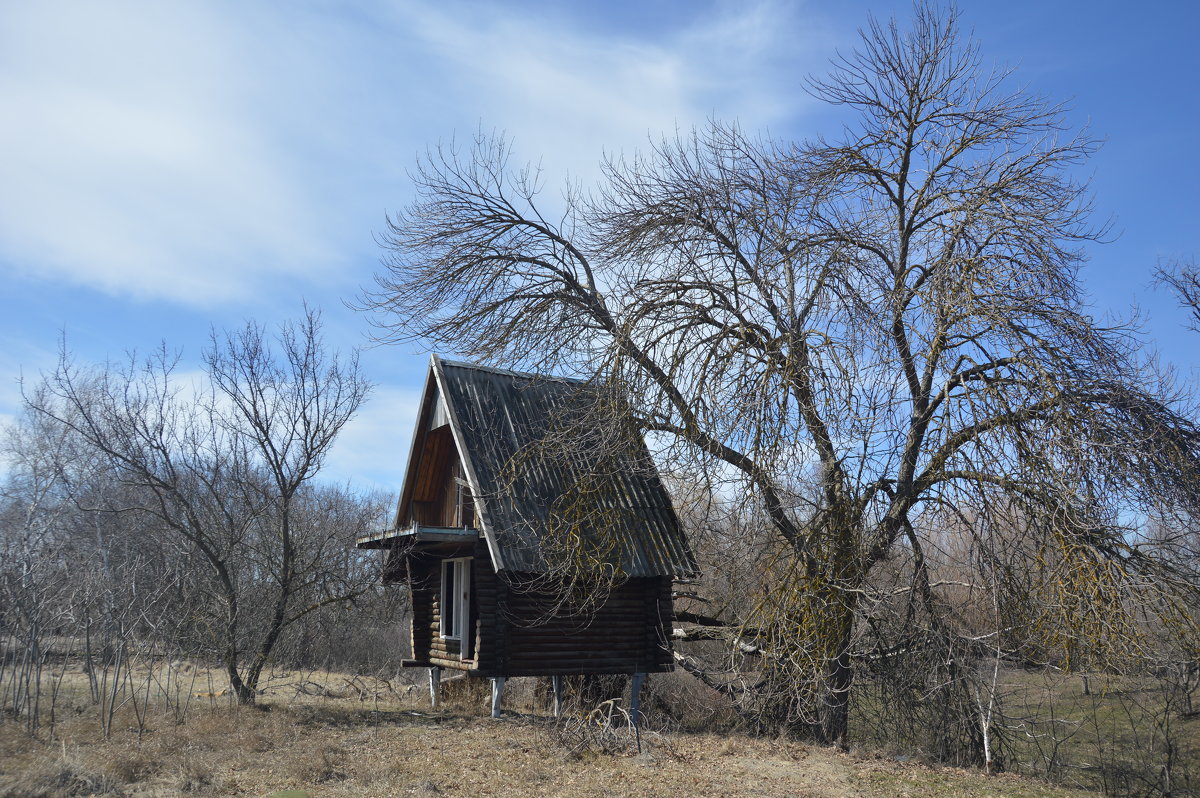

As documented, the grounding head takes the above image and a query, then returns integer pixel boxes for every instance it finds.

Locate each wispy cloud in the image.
[0,0,816,308]
[395,0,819,182]
[0,0,826,488]
[0,2,343,304]
[322,384,422,493]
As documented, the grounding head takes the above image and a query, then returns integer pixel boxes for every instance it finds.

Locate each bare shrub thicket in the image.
[0,415,403,735]
[662,488,1200,794]
[1,311,410,733]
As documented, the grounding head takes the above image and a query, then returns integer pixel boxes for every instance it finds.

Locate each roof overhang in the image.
[369,353,697,579]
[355,523,478,549]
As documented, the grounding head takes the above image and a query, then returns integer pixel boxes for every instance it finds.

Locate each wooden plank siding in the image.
[412,426,452,503]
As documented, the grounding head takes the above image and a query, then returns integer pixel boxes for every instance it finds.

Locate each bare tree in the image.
[363,5,1200,747]
[23,309,375,704]
[1158,258,1200,333]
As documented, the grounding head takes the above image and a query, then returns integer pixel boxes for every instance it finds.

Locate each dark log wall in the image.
[402,538,674,677]
[484,574,673,677]
[428,564,462,665]
[471,537,500,673]
[403,537,487,667]
[406,555,434,666]
[406,545,476,672]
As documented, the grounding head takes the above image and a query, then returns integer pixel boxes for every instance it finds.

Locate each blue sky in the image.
[1,1,1197,493]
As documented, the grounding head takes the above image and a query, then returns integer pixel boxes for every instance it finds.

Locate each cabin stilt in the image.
[630,672,646,726]
[490,677,506,719]
[429,667,441,709]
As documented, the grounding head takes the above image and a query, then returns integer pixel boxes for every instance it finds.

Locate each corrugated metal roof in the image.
[417,355,695,578]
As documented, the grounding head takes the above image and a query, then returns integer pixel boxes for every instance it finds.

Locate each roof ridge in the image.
[434,355,589,385]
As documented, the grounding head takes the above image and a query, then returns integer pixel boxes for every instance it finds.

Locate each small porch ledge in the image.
[355,523,477,549]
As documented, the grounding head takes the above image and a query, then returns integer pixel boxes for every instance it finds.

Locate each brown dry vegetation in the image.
[851,664,1200,796]
[0,664,1098,798]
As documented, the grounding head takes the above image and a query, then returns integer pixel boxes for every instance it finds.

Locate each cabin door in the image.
[440,557,473,660]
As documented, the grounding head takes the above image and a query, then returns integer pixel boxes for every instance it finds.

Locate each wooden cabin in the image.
[357,355,696,715]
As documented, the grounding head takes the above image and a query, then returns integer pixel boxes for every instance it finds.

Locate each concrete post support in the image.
[630,672,646,727]
[490,677,506,719]
[429,667,441,709]
[551,675,564,718]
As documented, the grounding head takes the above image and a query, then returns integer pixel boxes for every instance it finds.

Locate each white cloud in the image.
[321,384,423,493]
[0,1,818,307]
[0,0,828,489]
[0,2,345,304]
[397,0,819,184]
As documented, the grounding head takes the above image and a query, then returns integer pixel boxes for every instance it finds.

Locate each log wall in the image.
[403,539,674,677]
[481,572,673,677]
[407,555,434,666]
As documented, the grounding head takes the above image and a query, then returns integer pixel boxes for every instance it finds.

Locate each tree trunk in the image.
[227,659,254,705]
[221,589,255,705]
[816,517,860,749]
[822,646,853,748]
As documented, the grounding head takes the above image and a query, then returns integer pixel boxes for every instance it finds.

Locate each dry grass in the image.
[998,669,1200,795]
[0,757,123,798]
[848,665,1200,796]
[0,665,1100,798]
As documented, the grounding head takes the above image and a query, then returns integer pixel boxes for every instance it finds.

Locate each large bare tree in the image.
[363,6,1200,747]
[23,310,374,704]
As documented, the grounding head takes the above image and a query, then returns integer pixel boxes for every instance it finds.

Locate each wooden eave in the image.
[429,356,506,572]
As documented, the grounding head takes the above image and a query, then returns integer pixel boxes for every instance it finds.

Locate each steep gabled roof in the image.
[389,354,695,578]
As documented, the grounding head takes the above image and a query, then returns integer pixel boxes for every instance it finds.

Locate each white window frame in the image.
[440,557,472,648]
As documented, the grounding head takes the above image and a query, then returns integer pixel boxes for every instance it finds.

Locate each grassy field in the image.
[848,665,1200,797]
[999,668,1199,796]
[0,663,1102,798]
